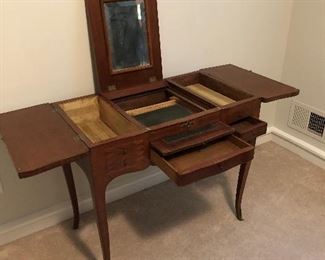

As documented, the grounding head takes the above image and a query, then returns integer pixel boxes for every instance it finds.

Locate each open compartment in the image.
[58,96,141,144]
[231,117,267,142]
[112,88,205,127]
[151,135,254,186]
[167,72,253,107]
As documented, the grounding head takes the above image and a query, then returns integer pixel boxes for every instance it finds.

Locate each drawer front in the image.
[151,121,234,156]
[151,135,254,186]
[231,117,267,142]
[149,110,221,141]
[91,133,150,178]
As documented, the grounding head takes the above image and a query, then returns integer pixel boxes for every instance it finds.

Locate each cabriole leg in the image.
[235,161,252,221]
[63,163,80,229]
[90,180,111,260]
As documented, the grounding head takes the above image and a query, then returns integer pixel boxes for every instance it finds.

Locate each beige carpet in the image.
[1,142,325,260]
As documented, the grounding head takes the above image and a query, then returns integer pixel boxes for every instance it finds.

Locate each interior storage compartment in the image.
[231,117,267,142]
[151,135,254,186]
[113,88,204,127]
[168,72,252,107]
[59,96,140,144]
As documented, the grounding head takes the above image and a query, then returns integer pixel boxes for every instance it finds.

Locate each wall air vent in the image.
[288,101,325,143]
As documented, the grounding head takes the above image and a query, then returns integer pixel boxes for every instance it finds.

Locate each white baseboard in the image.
[0,169,168,246]
[269,127,325,169]
[0,126,323,246]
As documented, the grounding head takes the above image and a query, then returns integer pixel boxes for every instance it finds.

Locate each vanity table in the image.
[0,1,299,259]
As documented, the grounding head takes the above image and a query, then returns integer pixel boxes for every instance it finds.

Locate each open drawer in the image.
[151,135,254,186]
[231,117,267,142]
[151,121,234,156]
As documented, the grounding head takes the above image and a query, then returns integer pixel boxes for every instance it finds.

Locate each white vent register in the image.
[288,101,325,143]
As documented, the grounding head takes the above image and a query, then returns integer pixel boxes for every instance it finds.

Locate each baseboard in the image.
[0,126,323,246]
[269,127,325,169]
[0,169,168,246]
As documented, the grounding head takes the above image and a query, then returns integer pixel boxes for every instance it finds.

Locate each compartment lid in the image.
[0,104,88,178]
[200,64,299,102]
[85,0,162,94]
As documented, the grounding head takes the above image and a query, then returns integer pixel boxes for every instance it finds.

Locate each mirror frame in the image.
[85,0,163,93]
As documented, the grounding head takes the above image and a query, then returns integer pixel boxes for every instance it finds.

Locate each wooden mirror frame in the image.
[85,0,163,93]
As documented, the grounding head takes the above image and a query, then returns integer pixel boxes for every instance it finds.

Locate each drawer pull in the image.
[181,121,194,129]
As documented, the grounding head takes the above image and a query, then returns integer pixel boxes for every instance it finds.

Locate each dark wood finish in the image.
[149,110,222,140]
[235,161,252,220]
[91,133,150,178]
[102,80,167,100]
[63,164,80,229]
[0,104,88,178]
[113,87,204,113]
[84,0,162,92]
[168,71,252,105]
[201,64,300,102]
[88,172,112,260]
[219,97,261,124]
[231,117,267,142]
[168,83,217,109]
[151,121,234,156]
[151,135,254,186]
[114,89,169,111]
[0,3,301,260]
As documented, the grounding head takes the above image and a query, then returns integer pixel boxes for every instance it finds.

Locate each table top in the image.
[201,64,299,102]
[0,104,88,178]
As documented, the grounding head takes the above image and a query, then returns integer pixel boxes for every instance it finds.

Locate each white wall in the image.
[0,0,293,225]
[275,0,325,151]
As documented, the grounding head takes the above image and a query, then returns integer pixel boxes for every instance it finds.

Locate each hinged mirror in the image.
[103,0,151,72]
[85,0,162,93]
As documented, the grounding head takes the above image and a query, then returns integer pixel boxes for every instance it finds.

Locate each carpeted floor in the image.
[1,142,325,260]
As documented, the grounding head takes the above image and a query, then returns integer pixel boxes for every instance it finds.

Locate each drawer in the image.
[151,135,254,186]
[231,117,267,142]
[151,121,234,156]
[91,133,150,178]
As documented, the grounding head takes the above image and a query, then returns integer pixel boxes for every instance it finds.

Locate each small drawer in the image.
[151,121,234,156]
[231,117,267,142]
[151,135,254,186]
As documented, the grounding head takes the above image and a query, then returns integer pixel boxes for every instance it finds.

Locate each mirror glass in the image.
[103,0,150,72]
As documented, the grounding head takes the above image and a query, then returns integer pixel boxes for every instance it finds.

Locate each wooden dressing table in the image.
[0,1,299,259]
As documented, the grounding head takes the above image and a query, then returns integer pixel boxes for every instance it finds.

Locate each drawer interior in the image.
[113,88,204,127]
[168,72,252,107]
[151,135,254,186]
[59,96,140,144]
[231,117,267,141]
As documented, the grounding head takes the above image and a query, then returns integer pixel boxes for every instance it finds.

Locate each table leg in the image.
[90,180,111,260]
[235,161,252,221]
[63,164,80,229]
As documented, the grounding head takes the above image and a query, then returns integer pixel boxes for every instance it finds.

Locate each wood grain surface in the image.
[201,64,299,102]
[0,104,88,178]
[185,83,235,106]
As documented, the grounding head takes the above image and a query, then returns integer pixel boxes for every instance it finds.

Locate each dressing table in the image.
[0,1,299,259]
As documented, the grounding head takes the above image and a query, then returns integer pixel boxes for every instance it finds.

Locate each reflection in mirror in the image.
[103,0,150,71]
